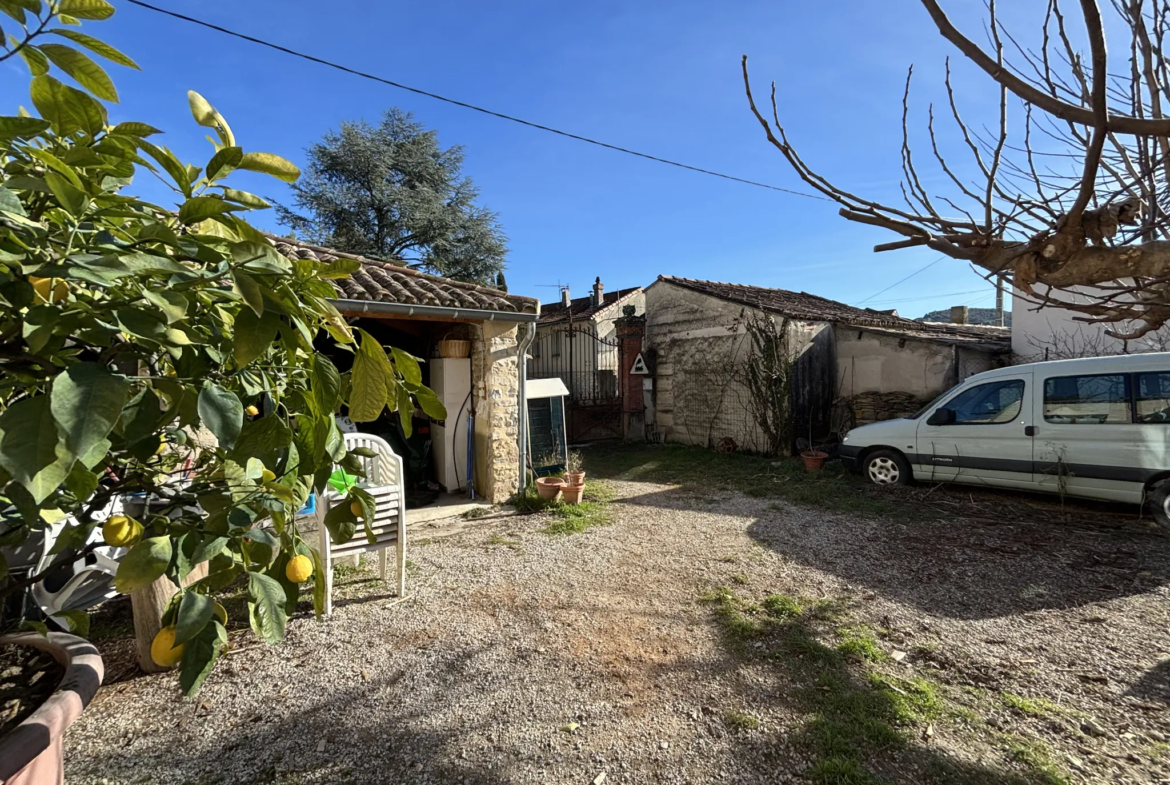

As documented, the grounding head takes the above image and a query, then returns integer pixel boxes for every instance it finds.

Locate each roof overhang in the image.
[332,298,540,323]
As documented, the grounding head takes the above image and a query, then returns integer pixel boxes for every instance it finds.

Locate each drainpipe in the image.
[516,322,538,492]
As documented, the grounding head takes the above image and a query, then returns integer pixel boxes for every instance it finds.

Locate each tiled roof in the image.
[269,235,538,315]
[538,287,641,324]
[657,276,1010,349]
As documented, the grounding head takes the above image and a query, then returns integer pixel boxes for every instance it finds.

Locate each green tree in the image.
[495,271,507,293]
[0,0,444,692]
[276,109,508,285]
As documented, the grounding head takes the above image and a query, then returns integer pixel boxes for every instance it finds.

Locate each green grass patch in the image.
[724,710,760,730]
[463,506,495,519]
[837,626,887,662]
[1000,692,1081,719]
[584,442,925,520]
[508,481,615,535]
[1008,739,1069,785]
[762,593,803,618]
[486,532,522,549]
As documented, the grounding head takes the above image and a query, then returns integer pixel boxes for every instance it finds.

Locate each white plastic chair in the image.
[316,432,407,614]
[30,497,127,627]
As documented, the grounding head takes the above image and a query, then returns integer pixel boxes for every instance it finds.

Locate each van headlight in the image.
[842,431,850,443]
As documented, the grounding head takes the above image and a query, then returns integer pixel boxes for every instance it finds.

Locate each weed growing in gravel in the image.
[1000,692,1082,719]
[1007,739,1069,785]
[837,626,887,662]
[463,506,495,520]
[724,711,760,730]
[509,481,614,536]
[731,573,751,585]
[486,533,522,549]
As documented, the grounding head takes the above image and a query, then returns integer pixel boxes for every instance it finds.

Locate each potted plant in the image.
[535,476,566,501]
[561,481,585,505]
[0,633,103,785]
[564,451,586,486]
[800,449,828,472]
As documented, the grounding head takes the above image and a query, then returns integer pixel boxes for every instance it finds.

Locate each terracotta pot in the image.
[0,632,104,785]
[561,483,585,505]
[800,450,828,473]
[564,471,586,486]
[535,477,565,501]
[438,339,471,359]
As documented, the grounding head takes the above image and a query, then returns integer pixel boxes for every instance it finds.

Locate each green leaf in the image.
[186,90,234,147]
[48,29,138,68]
[232,270,264,316]
[247,571,287,645]
[57,0,115,20]
[233,306,279,368]
[0,551,8,585]
[231,415,293,470]
[114,307,168,342]
[198,384,243,450]
[205,146,242,182]
[17,45,49,77]
[311,355,341,416]
[178,195,240,224]
[143,289,188,323]
[311,548,326,617]
[114,536,172,593]
[190,536,228,566]
[179,620,226,696]
[231,240,291,274]
[38,43,118,102]
[220,188,269,209]
[0,185,27,217]
[0,395,70,503]
[44,171,87,216]
[237,152,300,183]
[390,347,422,386]
[29,74,105,136]
[53,609,90,637]
[0,0,27,24]
[396,384,414,437]
[349,330,392,422]
[173,591,214,646]
[0,115,50,138]
[317,257,361,279]
[323,499,357,545]
[137,140,191,196]
[409,383,447,421]
[109,121,160,137]
[63,461,98,501]
[119,387,163,446]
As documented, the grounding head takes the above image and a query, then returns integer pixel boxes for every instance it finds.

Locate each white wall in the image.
[1012,286,1170,360]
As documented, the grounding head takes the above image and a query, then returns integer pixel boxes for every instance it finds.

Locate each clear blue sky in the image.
[10,0,1033,318]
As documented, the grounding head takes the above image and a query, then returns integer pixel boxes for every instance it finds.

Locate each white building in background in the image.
[1012,286,1170,361]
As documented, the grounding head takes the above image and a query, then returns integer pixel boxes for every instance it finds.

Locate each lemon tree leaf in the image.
[173,591,214,646]
[50,363,128,467]
[38,44,118,102]
[247,571,286,645]
[114,536,172,593]
[237,152,299,183]
[48,29,138,68]
[390,346,422,386]
[0,395,71,504]
[57,0,115,20]
[348,330,390,422]
[197,383,243,449]
[179,620,226,696]
[233,306,279,367]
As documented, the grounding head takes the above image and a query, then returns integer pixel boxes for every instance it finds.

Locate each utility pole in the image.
[995,277,1005,327]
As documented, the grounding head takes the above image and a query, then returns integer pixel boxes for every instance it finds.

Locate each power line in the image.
[124,0,831,202]
[856,256,944,305]
[863,288,987,306]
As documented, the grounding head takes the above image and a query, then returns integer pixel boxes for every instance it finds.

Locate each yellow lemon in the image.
[29,276,68,304]
[150,625,185,668]
[212,602,228,627]
[154,441,167,456]
[101,515,142,548]
[261,468,276,482]
[245,405,259,416]
[349,500,364,517]
[285,554,313,583]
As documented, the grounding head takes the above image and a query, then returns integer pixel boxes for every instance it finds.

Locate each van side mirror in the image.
[927,408,957,426]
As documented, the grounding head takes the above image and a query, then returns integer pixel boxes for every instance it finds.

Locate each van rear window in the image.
[1043,375,1130,424]
[1137,372,1170,423]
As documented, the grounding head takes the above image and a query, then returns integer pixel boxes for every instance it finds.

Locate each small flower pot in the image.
[0,632,104,785]
[561,483,585,505]
[564,471,586,486]
[535,477,565,501]
[800,450,828,473]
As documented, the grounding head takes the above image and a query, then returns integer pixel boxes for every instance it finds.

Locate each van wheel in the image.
[1149,482,1170,532]
[863,450,911,487]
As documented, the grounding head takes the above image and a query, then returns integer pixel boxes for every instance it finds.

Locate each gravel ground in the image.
[64,478,1170,785]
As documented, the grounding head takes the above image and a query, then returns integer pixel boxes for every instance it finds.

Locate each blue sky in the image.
[8,0,1036,317]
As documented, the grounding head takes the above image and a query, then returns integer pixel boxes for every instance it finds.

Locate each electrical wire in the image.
[124,0,831,202]
[855,256,945,305]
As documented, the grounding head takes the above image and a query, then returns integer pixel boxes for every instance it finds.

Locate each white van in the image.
[838,353,1170,527]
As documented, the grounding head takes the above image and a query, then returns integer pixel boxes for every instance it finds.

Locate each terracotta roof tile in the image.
[269,235,538,314]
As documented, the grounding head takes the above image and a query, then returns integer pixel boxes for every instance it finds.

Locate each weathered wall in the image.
[471,321,520,504]
[1012,285,1170,360]
[835,327,956,399]
[643,282,823,452]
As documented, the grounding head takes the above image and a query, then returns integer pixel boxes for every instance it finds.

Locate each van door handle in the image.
[1024,425,1037,437]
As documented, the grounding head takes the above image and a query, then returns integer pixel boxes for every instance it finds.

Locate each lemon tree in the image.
[0,1,445,694]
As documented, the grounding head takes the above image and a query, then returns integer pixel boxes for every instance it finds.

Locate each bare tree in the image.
[743,0,1170,340]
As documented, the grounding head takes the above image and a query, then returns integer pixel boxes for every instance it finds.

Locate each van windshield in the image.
[908,386,956,419]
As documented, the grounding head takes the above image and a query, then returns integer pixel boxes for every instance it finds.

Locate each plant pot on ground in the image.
[535,477,565,501]
[564,450,585,486]
[0,632,104,785]
[561,483,585,505]
[800,450,828,473]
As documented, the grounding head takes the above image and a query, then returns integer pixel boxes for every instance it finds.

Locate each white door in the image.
[915,374,1035,489]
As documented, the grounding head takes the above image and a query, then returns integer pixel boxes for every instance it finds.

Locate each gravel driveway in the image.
[64,473,1170,785]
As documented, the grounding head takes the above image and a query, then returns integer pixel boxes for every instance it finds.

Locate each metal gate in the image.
[530,324,623,441]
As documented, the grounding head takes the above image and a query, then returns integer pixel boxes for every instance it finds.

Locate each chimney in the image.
[949,305,969,325]
[592,276,604,308]
[561,286,571,307]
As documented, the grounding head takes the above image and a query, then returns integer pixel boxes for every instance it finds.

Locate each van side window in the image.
[944,379,1025,424]
[1043,374,1131,424]
[1136,372,1170,423]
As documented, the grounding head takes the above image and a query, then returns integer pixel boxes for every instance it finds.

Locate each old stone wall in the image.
[471,322,520,503]
[835,327,1002,401]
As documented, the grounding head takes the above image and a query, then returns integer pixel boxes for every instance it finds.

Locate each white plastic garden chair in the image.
[315,432,406,614]
[30,497,127,627]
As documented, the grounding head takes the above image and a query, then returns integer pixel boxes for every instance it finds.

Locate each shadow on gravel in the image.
[616,481,1170,621]
[1127,658,1170,705]
[698,588,1061,785]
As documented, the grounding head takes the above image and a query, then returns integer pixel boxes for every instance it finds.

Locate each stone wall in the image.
[471,321,520,503]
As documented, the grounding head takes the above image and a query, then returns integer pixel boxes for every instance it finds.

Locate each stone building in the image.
[642,276,1010,452]
[271,237,539,504]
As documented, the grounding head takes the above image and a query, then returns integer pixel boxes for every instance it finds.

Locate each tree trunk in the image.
[131,564,207,673]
